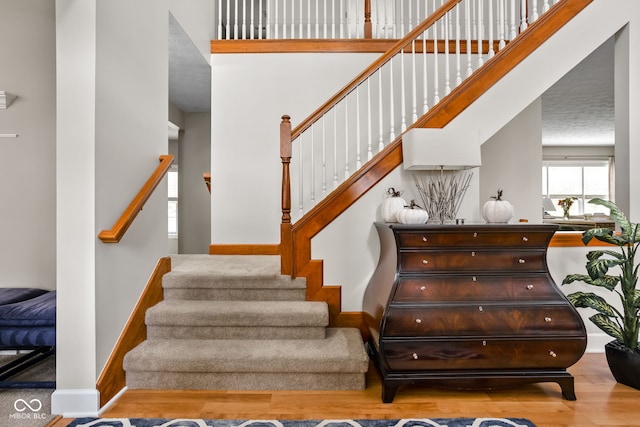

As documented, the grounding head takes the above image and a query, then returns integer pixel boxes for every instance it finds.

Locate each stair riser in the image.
[163,288,306,302]
[147,326,326,340]
[126,372,366,390]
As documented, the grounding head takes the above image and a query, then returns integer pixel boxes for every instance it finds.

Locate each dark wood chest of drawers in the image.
[363,223,587,403]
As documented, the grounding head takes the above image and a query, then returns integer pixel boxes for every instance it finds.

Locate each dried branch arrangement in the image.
[413,170,473,224]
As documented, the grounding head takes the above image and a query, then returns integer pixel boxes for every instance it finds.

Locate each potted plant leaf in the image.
[562,198,640,389]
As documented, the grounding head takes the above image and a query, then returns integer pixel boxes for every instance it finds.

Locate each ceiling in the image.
[167,21,614,146]
[541,37,615,146]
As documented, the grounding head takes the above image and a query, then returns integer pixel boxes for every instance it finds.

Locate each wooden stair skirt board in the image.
[122,254,369,391]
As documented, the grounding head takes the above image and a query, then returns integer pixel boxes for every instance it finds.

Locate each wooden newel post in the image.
[364,0,372,39]
[280,115,293,276]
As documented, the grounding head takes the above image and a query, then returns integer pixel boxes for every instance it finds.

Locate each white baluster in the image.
[331,0,336,39]
[543,0,550,14]
[281,0,286,39]
[241,0,246,39]
[298,137,304,216]
[520,0,528,32]
[389,59,396,140]
[234,0,239,39]
[226,0,231,39]
[307,0,311,39]
[498,0,505,50]
[344,96,350,179]
[477,0,484,68]
[289,1,294,38]
[509,0,517,40]
[374,0,380,38]
[466,0,473,77]
[367,79,373,161]
[455,4,461,86]
[333,109,338,188]
[422,34,429,114]
[400,49,407,132]
[299,0,303,38]
[340,0,345,39]
[217,0,223,39]
[356,87,362,169]
[400,1,405,37]
[250,0,255,39]
[488,0,495,57]
[323,1,327,39]
[315,0,320,38]
[531,0,540,22]
[310,125,315,206]
[265,0,271,38]
[444,11,451,95]
[322,115,326,196]
[259,0,264,39]
[378,69,384,151]
[411,40,418,123]
[274,0,279,38]
[433,1,440,105]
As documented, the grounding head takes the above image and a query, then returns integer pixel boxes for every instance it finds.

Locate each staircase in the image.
[123,254,369,390]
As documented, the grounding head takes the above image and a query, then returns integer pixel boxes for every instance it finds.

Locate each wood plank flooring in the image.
[48,353,640,427]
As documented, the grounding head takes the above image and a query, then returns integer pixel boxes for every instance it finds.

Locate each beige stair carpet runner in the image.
[123,254,369,390]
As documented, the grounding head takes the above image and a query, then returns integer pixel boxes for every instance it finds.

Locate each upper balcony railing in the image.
[214,0,556,41]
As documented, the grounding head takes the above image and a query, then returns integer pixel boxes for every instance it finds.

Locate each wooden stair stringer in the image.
[288,0,593,328]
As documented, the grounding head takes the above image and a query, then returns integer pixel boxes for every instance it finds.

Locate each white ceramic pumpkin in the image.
[482,189,514,223]
[397,200,429,224]
[381,188,407,222]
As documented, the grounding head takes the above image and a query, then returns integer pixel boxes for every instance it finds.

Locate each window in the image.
[542,160,612,217]
[168,166,178,239]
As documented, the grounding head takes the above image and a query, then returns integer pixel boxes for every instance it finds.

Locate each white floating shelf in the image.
[0,91,17,109]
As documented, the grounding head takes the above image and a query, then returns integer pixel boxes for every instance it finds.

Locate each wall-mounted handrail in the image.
[98,154,174,243]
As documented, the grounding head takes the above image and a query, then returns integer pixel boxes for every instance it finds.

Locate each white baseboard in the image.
[51,389,100,418]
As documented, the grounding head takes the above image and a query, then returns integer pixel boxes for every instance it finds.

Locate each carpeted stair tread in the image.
[164,254,306,289]
[146,300,328,327]
[124,328,369,374]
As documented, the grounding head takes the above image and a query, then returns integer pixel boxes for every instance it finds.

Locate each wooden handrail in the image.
[98,154,174,243]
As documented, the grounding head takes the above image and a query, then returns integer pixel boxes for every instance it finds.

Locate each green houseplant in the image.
[562,198,640,389]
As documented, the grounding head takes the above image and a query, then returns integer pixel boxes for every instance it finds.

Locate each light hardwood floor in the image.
[48,353,640,427]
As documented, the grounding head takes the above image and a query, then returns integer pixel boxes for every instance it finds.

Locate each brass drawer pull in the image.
[522,236,529,242]
[482,340,487,346]
[422,236,427,242]
[422,259,429,264]
[518,259,526,264]
[478,306,483,312]
[419,286,426,291]
[549,350,557,358]
[472,276,477,282]
[412,352,419,360]
[473,232,478,237]
[544,316,552,322]
[416,318,422,324]
[526,284,534,290]
[471,251,476,256]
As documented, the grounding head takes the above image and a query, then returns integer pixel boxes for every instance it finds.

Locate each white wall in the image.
[0,1,56,290]
[55,0,176,416]
[179,112,212,253]
[479,99,543,222]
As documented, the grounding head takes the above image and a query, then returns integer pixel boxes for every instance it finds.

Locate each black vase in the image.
[605,340,640,390]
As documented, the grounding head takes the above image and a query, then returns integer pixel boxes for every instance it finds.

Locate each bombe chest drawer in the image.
[362,223,587,403]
